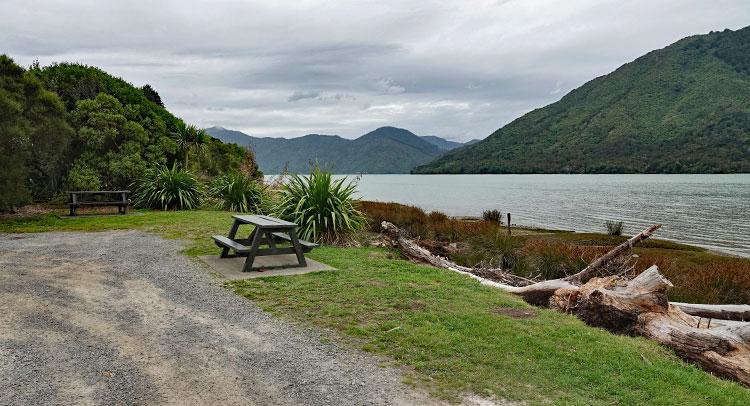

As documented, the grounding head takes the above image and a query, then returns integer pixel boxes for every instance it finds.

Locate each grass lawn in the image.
[2,210,748,404]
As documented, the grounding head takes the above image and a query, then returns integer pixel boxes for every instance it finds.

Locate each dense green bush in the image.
[209,172,270,213]
[0,55,73,211]
[275,168,365,243]
[0,57,261,211]
[132,165,203,210]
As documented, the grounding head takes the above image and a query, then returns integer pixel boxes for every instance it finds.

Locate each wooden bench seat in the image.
[270,232,318,251]
[75,201,128,206]
[212,235,250,254]
[68,190,130,216]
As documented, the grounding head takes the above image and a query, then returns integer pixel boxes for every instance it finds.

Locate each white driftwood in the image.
[380,221,750,386]
[564,224,661,284]
[380,221,534,287]
[550,267,750,386]
[673,302,750,322]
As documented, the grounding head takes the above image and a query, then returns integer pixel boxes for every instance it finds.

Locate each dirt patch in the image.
[0,204,57,219]
[492,307,538,319]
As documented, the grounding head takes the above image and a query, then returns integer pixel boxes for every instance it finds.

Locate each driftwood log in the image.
[381,221,750,386]
[672,302,750,322]
[564,223,661,284]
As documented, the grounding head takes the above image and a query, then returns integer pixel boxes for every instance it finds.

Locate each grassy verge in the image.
[2,210,748,404]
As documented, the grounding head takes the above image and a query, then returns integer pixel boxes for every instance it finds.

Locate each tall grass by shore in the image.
[358,201,750,305]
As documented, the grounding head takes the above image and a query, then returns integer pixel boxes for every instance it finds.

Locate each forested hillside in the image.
[0,56,259,211]
[414,26,750,174]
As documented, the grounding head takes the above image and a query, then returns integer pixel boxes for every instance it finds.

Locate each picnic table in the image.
[212,215,318,272]
[68,190,130,216]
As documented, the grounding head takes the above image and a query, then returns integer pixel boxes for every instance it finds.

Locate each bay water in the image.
[341,174,749,257]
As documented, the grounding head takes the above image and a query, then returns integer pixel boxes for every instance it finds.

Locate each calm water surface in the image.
[339,174,749,257]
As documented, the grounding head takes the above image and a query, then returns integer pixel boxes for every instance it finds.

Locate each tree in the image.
[141,84,164,107]
[0,56,31,211]
[174,122,208,168]
[0,55,71,211]
[69,93,150,190]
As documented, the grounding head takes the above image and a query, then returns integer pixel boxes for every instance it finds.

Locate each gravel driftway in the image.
[0,231,445,405]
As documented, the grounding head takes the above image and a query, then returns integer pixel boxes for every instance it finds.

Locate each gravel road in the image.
[0,231,446,405]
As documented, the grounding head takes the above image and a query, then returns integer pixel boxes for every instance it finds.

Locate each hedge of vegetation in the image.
[0,55,261,212]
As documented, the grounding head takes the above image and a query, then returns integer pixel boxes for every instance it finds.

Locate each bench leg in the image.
[221,220,241,258]
[243,229,263,272]
[289,229,307,267]
[266,232,278,254]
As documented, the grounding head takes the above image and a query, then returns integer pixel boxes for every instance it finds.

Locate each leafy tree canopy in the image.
[0,55,72,210]
[0,56,261,211]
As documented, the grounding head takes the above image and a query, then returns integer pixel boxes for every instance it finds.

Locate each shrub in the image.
[606,220,624,236]
[132,164,202,210]
[209,172,270,213]
[460,230,523,270]
[359,201,502,242]
[428,211,449,223]
[66,160,101,191]
[359,201,430,237]
[482,209,503,223]
[519,239,598,280]
[274,167,365,243]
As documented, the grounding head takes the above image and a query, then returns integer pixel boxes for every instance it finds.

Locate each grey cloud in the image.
[3,0,750,141]
[374,78,406,95]
[288,91,321,102]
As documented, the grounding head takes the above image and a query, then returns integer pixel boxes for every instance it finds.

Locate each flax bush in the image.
[132,164,203,210]
[274,167,365,243]
[208,172,270,213]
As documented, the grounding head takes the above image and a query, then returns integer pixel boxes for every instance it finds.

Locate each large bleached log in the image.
[550,266,750,386]
[380,221,750,386]
[672,302,750,322]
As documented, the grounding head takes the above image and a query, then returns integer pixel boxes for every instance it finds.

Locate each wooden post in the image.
[507,213,511,235]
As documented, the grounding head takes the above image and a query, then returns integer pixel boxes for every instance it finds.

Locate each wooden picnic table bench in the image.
[212,214,318,272]
[68,190,130,216]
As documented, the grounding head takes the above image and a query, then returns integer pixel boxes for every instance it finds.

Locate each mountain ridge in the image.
[414,26,750,174]
[206,126,474,173]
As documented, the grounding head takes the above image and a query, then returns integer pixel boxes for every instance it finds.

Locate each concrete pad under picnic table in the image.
[199,254,335,280]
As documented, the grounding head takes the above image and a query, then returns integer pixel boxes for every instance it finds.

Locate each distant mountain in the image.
[421,136,464,151]
[414,26,750,174]
[206,126,459,173]
[204,127,255,146]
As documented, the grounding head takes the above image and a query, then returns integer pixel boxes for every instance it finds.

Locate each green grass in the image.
[1,210,748,404]
[0,210,228,256]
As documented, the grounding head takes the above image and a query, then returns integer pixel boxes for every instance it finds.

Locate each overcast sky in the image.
[3,1,749,141]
